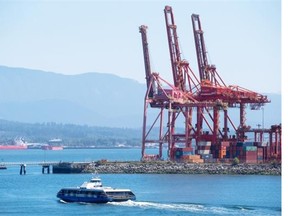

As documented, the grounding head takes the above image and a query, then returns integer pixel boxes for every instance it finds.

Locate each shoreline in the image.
[84,161,281,175]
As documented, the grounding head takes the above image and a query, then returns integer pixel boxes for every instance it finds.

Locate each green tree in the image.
[232,157,240,166]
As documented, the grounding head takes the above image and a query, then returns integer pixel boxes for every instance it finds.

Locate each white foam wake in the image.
[59,199,68,204]
[109,200,205,212]
[109,200,255,215]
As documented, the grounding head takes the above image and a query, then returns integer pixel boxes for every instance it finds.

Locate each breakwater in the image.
[84,161,281,175]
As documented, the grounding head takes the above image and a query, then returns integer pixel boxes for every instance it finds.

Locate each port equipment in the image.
[139,23,216,160]
[191,14,270,142]
[140,6,279,162]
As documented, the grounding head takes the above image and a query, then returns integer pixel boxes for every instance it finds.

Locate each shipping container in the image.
[197,150,210,155]
[257,147,264,155]
[182,154,204,163]
[204,158,217,163]
[220,141,230,147]
[218,150,226,159]
[197,146,211,150]
[237,142,254,147]
[183,147,193,152]
[200,154,214,159]
[198,141,211,146]
[243,146,257,151]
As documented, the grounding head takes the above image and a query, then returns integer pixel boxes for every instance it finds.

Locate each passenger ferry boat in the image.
[56,187,110,203]
[86,177,136,202]
[57,176,136,203]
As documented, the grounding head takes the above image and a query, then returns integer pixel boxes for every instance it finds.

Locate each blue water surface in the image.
[0,149,281,216]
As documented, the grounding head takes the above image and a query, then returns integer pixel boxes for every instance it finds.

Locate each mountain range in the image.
[0,65,281,128]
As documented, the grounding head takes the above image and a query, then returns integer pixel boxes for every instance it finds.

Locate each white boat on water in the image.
[81,177,136,202]
[57,176,136,203]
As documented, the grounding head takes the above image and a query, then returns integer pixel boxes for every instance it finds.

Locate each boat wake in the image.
[108,200,280,215]
[59,199,68,204]
[110,200,204,212]
[109,200,229,214]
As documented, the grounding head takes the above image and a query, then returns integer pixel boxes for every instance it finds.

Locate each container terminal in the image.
[139,6,281,164]
[0,6,281,176]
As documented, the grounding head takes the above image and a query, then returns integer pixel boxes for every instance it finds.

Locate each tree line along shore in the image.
[82,161,281,175]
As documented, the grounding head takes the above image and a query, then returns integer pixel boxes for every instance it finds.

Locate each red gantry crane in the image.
[139,6,280,162]
[139,23,215,160]
[139,24,205,160]
[191,14,269,143]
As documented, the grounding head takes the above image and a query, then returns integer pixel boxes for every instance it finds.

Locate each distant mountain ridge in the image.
[0,66,145,127]
[0,65,281,128]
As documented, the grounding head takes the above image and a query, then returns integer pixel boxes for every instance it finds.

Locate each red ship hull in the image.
[41,146,63,150]
[0,145,27,150]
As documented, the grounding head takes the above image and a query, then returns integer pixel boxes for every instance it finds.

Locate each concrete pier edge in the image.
[83,161,281,175]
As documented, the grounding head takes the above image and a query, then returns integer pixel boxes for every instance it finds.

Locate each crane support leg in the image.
[213,107,220,145]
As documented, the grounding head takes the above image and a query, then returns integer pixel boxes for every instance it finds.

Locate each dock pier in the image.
[42,165,50,174]
[19,164,26,175]
[1,161,90,175]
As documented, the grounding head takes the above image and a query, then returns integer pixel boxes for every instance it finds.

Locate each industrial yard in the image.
[139,6,281,164]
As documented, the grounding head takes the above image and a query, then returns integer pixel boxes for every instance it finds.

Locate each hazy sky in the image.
[0,0,281,93]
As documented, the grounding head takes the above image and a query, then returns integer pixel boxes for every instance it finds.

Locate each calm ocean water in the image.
[0,149,281,215]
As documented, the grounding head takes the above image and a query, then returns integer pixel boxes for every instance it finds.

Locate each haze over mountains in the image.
[0,66,145,127]
[0,65,281,128]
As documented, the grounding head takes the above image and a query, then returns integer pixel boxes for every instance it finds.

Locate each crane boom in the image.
[191,14,209,81]
[164,5,185,91]
[191,14,225,86]
[139,25,155,98]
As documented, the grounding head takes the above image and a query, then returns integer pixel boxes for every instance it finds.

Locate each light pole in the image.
[262,107,264,129]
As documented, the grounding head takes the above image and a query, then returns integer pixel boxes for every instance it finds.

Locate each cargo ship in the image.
[0,145,27,150]
[42,138,63,150]
[41,145,63,150]
[0,138,27,150]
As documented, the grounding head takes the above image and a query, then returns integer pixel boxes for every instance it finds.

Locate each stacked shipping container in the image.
[172,141,270,164]
[210,141,229,159]
[173,147,204,163]
[195,141,211,155]
[225,141,268,164]
[195,141,213,163]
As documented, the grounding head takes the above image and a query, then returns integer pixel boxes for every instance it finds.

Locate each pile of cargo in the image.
[196,141,211,155]
[219,141,268,164]
[227,142,262,163]
[211,141,229,159]
[242,146,258,163]
[195,141,270,164]
[182,155,204,163]
[195,141,215,163]
[171,141,271,164]
[173,147,204,163]
[200,153,216,163]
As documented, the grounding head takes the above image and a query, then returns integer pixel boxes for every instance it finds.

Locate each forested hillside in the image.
[0,120,142,147]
